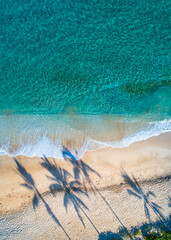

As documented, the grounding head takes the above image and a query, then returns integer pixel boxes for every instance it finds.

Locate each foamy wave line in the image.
[87,120,171,152]
[0,119,171,159]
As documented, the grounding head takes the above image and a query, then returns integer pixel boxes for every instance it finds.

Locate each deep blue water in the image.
[0,0,170,157]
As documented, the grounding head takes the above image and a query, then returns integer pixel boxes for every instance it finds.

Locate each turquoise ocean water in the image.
[0,0,170,158]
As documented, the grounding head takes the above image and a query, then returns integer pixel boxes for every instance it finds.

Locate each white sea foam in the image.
[0,119,170,159]
[87,119,171,152]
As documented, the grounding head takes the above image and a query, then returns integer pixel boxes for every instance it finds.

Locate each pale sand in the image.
[0,133,171,239]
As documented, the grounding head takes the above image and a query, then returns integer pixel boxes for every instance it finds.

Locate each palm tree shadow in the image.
[168,196,171,208]
[14,158,71,240]
[121,168,166,224]
[41,155,99,233]
[62,147,132,239]
[62,146,101,194]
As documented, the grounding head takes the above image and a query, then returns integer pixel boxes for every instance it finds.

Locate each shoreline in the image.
[0,118,170,159]
[0,132,170,216]
[0,132,170,239]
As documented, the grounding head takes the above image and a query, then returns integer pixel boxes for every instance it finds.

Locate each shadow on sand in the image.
[168,196,171,208]
[14,158,71,240]
[62,146,133,239]
[62,146,101,193]
[14,151,170,240]
[98,170,171,240]
[41,155,99,233]
[121,169,166,224]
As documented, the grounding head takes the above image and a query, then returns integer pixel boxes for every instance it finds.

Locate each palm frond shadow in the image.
[121,168,166,224]
[41,155,99,233]
[62,145,101,194]
[14,158,71,240]
[62,146,132,239]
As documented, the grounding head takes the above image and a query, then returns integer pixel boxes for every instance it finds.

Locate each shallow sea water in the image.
[0,0,170,157]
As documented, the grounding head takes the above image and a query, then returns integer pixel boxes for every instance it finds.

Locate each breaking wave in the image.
[0,115,170,159]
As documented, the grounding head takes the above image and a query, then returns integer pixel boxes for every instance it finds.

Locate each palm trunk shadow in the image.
[13,158,71,240]
[87,178,132,239]
[121,168,166,225]
[62,147,132,239]
[41,155,99,234]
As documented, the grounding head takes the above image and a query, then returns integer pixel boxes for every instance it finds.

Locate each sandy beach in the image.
[0,133,171,239]
[1,0,170,239]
